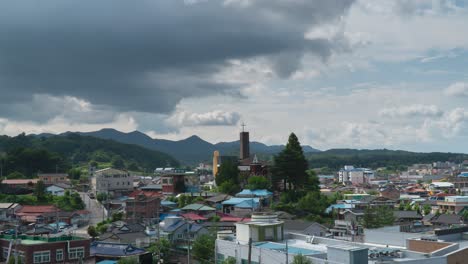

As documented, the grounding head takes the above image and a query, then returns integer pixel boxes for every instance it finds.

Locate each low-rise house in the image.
[430,214,464,227]
[38,173,70,185]
[46,183,72,196]
[205,194,231,208]
[180,203,215,215]
[379,185,400,200]
[15,205,59,223]
[158,216,208,242]
[393,211,423,224]
[0,203,21,222]
[428,182,455,194]
[99,222,147,246]
[90,242,152,264]
[1,179,38,189]
[221,198,260,216]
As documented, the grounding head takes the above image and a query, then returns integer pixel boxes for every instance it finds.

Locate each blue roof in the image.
[97,261,117,264]
[236,189,272,197]
[234,200,259,209]
[255,242,322,255]
[161,200,177,206]
[325,204,354,214]
[162,218,185,232]
[458,172,468,177]
[222,197,260,206]
[90,242,147,257]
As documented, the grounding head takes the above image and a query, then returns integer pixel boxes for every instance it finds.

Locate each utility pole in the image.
[247,237,253,264]
[187,222,191,264]
[285,239,289,264]
[14,221,18,264]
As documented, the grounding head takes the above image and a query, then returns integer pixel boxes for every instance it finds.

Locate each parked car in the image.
[88,192,95,199]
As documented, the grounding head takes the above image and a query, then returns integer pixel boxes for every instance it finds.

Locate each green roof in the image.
[181,203,215,211]
[0,234,87,244]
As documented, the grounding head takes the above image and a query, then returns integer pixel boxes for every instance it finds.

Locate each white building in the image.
[339,166,374,185]
[91,168,133,196]
[46,184,66,196]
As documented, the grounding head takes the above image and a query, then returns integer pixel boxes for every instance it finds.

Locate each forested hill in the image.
[306,148,468,170]
[0,133,179,177]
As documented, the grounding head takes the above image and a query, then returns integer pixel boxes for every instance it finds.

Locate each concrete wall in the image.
[216,239,340,264]
[364,226,426,247]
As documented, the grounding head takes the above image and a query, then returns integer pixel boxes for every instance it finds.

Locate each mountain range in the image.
[35,128,320,165]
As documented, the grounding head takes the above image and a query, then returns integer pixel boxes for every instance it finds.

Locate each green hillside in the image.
[0,133,179,177]
[306,148,468,170]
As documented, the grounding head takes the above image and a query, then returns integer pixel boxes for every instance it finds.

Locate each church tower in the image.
[240,123,250,160]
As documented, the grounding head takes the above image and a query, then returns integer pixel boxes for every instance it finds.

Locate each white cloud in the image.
[0,114,137,137]
[379,104,443,117]
[167,110,241,127]
[444,82,468,97]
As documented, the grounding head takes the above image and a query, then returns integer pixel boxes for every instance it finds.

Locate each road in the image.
[75,192,106,236]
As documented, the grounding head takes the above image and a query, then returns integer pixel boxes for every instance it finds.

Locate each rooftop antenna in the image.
[241,122,246,132]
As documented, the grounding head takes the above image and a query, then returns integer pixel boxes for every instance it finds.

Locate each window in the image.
[69,247,84,260]
[2,247,8,259]
[56,249,64,261]
[33,251,50,263]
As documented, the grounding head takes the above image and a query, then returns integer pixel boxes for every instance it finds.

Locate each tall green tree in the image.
[362,206,395,228]
[221,257,236,264]
[271,133,308,191]
[192,234,216,264]
[215,160,240,188]
[292,254,312,264]
[34,180,46,201]
[149,238,173,264]
[246,176,269,190]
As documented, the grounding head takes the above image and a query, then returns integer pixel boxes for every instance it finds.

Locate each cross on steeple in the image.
[241,122,246,132]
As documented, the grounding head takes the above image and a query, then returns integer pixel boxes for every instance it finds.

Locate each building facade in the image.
[0,235,91,264]
[91,168,133,196]
[38,173,70,185]
[125,194,161,223]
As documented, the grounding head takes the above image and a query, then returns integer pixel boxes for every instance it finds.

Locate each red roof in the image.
[16,205,58,214]
[434,193,455,197]
[181,213,207,221]
[75,210,91,215]
[216,212,250,222]
[2,179,39,185]
[129,190,162,198]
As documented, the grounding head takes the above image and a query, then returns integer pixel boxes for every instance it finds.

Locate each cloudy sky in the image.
[1,0,468,152]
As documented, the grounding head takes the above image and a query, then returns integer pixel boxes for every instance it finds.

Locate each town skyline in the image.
[1,1,468,152]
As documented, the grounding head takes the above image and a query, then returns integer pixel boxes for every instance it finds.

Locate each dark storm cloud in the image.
[0,0,355,119]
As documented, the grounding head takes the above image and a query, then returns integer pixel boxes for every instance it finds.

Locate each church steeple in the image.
[240,122,250,160]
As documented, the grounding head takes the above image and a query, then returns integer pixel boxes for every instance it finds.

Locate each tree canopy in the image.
[192,233,216,264]
[215,159,240,194]
[271,133,308,191]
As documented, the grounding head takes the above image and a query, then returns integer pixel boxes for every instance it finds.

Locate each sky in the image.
[1,0,468,152]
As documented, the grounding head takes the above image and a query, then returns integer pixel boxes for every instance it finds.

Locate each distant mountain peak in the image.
[35,128,320,165]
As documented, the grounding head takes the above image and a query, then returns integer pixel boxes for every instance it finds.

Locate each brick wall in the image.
[407,239,453,253]
[446,247,468,264]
